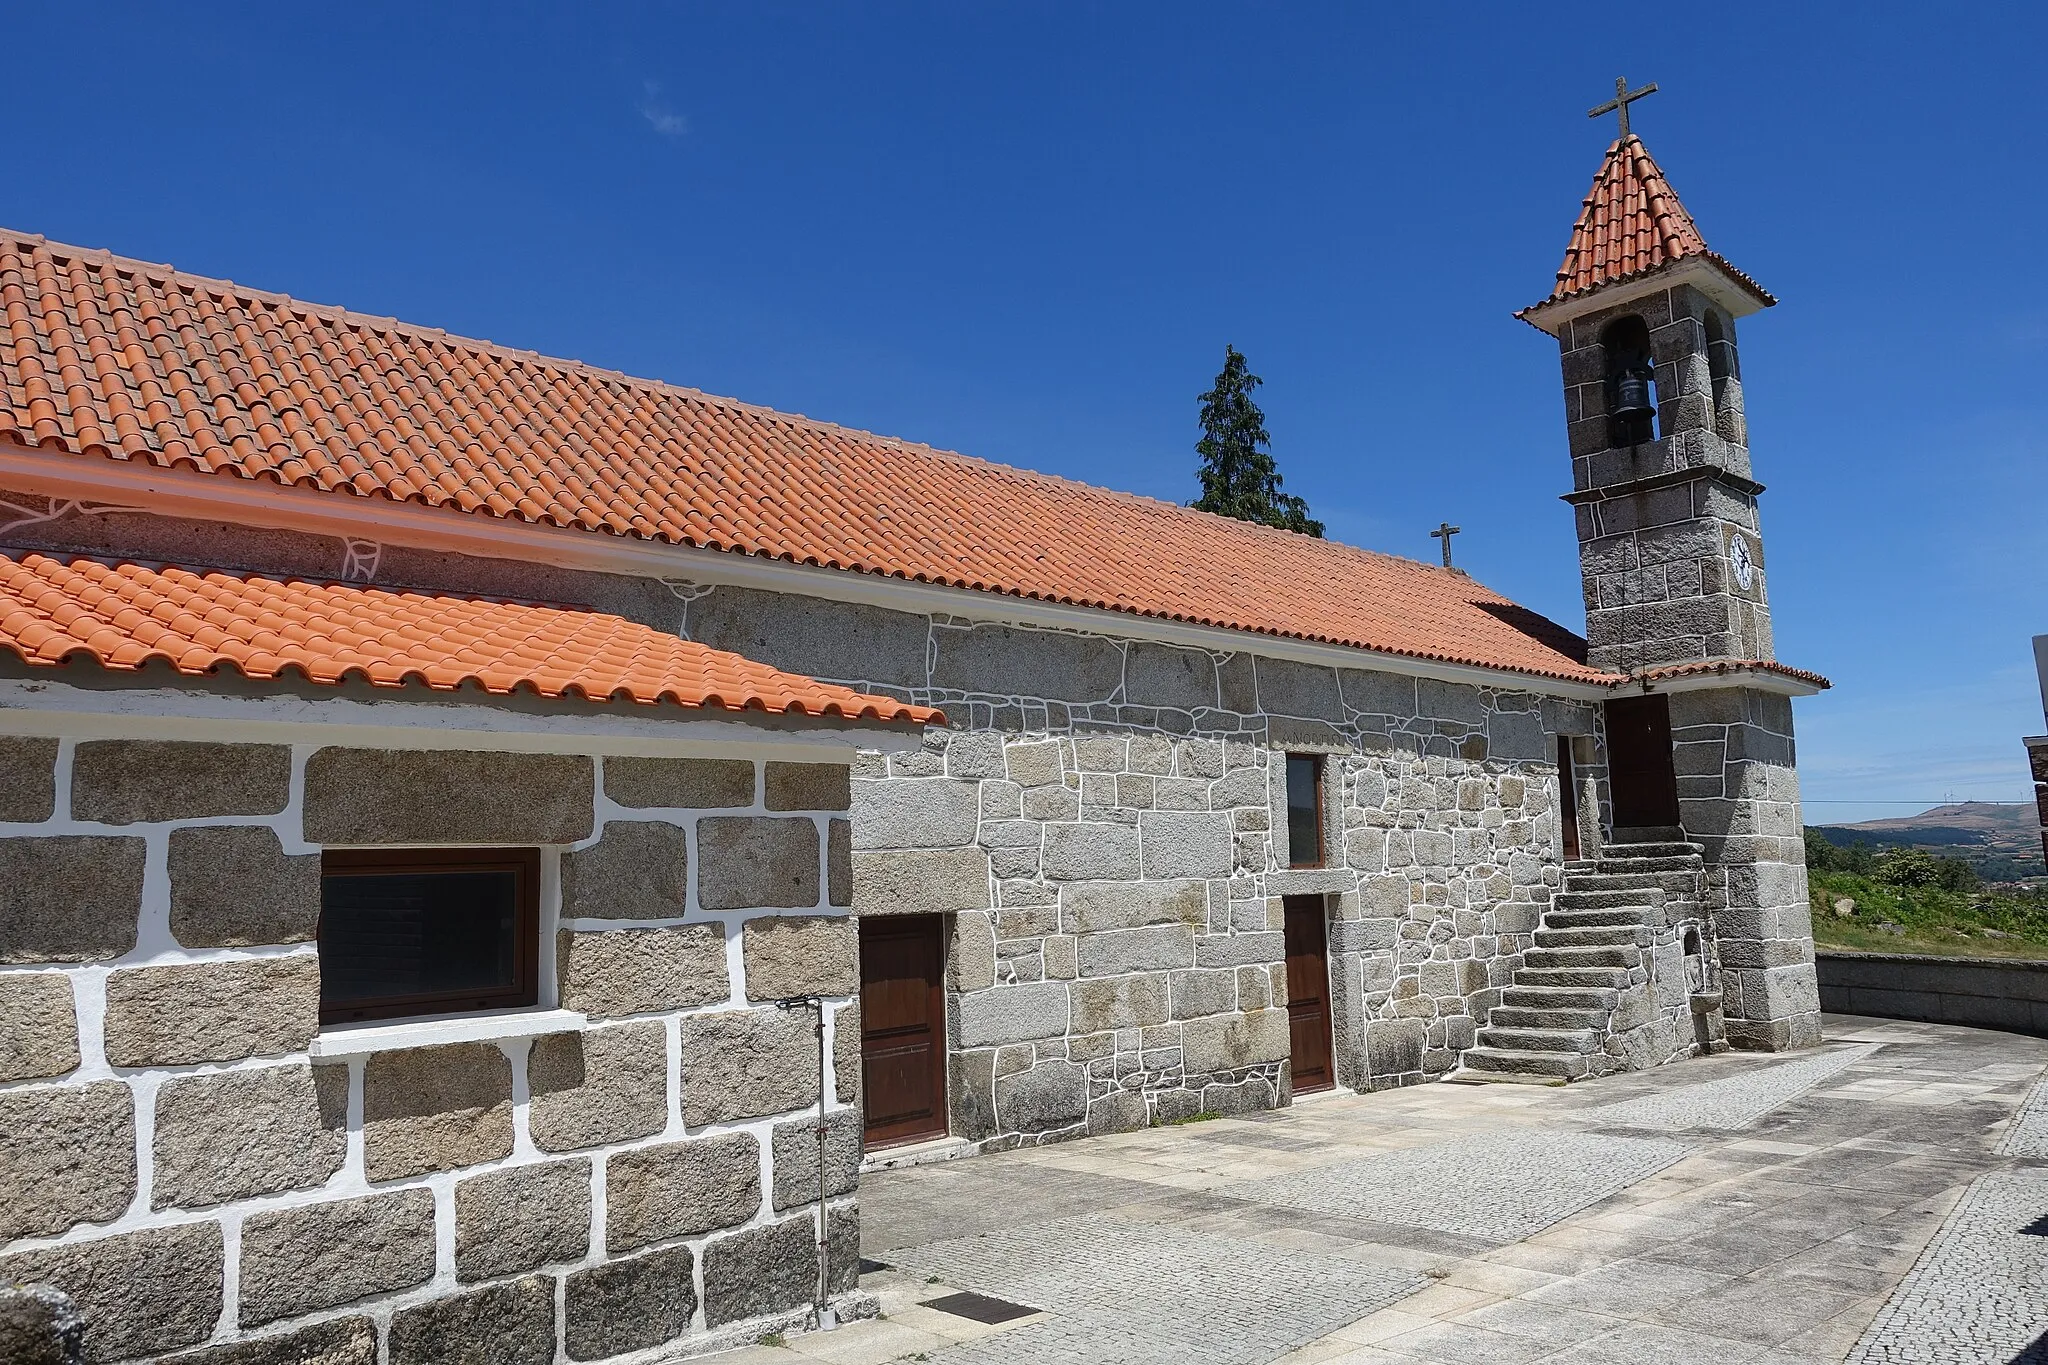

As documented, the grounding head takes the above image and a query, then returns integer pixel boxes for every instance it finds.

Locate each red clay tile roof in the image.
[0,551,940,722]
[1633,658,1831,691]
[1521,136,1773,315]
[0,231,1617,684]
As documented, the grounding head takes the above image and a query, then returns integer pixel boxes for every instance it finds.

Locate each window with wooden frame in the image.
[1285,754,1326,869]
[318,848,540,1025]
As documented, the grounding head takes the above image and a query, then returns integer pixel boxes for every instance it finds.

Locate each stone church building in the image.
[0,126,1825,1361]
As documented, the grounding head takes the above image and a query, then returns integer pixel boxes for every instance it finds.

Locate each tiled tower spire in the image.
[1534,136,1773,311]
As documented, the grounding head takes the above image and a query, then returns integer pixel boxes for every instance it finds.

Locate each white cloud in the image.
[637,81,688,139]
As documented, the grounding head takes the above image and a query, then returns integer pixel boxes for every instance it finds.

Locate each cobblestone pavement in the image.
[1999,1065,2048,1158]
[703,1016,2048,1365]
[1231,1131,1691,1243]
[886,1212,1424,1365]
[1845,1170,2048,1364]
[1581,1043,1879,1132]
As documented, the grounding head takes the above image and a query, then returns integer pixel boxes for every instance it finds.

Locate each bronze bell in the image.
[1611,366,1655,423]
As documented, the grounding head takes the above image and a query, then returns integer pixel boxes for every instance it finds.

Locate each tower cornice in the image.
[1517,255,1772,336]
[1559,463,1766,507]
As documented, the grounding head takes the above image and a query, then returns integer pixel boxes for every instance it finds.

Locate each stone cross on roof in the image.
[1589,75,1658,138]
[1430,521,1461,569]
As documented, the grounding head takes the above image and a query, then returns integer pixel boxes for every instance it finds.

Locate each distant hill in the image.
[1811,802,2044,880]
[1831,802,2035,838]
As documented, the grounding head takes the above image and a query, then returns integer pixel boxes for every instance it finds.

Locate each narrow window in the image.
[1285,754,1325,869]
[1556,736,1582,862]
[318,848,540,1025]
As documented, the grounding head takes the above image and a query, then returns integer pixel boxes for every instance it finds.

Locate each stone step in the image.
[1592,855,1704,874]
[1488,1004,1610,1031]
[1514,966,1633,991]
[1554,889,1665,911]
[1545,907,1655,930]
[1477,1025,1602,1053]
[1525,945,1640,970]
[1611,825,1687,844]
[1502,985,1619,1011]
[1534,925,1648,950]
[1601,840,1703,859]
[1458,1047,1590,1080]
[1566,871,1696,895]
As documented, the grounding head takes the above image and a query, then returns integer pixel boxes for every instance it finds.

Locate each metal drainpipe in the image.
[775,995,835,1331]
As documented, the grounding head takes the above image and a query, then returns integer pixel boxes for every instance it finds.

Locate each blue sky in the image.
[10,3,2044,822]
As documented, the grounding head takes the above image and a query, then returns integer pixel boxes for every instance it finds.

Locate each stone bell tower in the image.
[1519,81,1829,1052]
[1515,87,1777,676]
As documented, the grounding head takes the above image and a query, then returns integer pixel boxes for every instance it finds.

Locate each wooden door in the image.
[858,915,948,1149]
[1556,735,1582,862]
[1281,895,1334,1094]
[1605,694,1680,831]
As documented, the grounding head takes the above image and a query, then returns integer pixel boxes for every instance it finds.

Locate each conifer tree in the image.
[1190,345,1323,537]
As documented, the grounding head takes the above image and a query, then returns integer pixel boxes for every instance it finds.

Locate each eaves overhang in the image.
[1516,255,1775,337]
[0,439,1627,702]
[1612,659,1832,699]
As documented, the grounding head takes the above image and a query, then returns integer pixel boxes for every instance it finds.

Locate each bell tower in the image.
[1517,91,1776,675]
[1520,82,1830,1054]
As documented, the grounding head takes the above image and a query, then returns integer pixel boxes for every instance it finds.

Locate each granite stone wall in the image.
[681,587,1600,1134]
[0,735,860,1363]
[1667,687,1822,1050]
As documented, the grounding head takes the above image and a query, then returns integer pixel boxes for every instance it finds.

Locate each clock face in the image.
[1728,534,1756,591]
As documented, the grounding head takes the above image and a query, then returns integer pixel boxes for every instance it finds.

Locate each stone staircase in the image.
[1457,835,1705,1083]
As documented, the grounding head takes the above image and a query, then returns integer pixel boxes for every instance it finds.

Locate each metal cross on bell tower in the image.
[1588,75,1658,137]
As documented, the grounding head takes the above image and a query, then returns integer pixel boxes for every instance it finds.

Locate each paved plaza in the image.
[710,1015,2048,1365]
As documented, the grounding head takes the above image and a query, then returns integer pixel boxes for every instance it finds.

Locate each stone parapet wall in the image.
[1817,952,2048,1038]
[0,733,860,1363]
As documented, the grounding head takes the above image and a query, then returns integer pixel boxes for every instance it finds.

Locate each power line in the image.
[1803,799,2030,805]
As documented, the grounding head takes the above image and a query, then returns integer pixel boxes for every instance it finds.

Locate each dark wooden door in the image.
[858,915,948,1149]
[1556,735,1582,861]
[1281,895,1334,1094]
[1605,694,1681,830]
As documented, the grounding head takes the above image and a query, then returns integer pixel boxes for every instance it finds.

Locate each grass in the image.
[1810,870,2048,961]
[1153,1110,1224,1127]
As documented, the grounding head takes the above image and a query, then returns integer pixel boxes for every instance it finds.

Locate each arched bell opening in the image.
[1704,309,1745,445]
[1599,315,1658,447]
